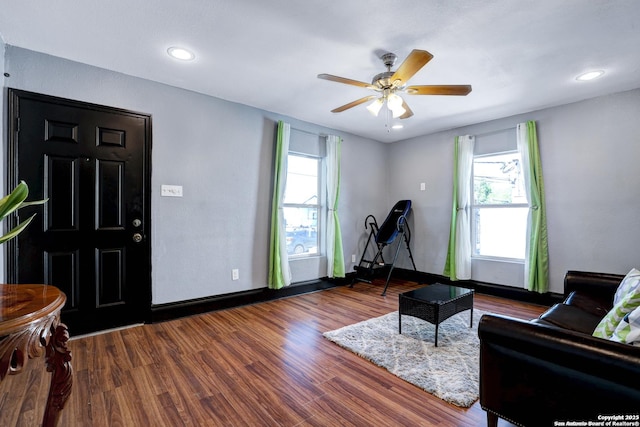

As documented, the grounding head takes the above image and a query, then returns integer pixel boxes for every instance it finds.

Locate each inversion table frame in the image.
[351,200,418,296]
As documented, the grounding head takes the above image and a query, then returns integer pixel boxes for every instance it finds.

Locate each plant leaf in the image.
[0,213,37,245]
[19,198,49,208]
[0,181,29,220]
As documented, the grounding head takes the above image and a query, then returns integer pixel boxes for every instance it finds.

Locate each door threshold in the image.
[70,323,145,340]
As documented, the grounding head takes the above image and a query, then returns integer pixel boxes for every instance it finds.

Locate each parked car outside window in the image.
[286,228,317,255]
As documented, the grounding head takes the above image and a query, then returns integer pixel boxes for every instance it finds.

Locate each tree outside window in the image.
[472,151,528,260]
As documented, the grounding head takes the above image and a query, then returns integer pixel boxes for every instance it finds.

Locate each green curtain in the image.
[517,121,549,293]
[443,135,474,280]
[268,121,291,289]
[326,135,345,278]
[443,137,460,280]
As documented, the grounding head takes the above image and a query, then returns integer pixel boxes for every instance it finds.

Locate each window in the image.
[472,151,528,260]
[283,154,321,257]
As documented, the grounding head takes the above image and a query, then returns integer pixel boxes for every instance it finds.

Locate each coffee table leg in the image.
[434,324,438,347]
[470,307,473,328]
[399,313,402,334]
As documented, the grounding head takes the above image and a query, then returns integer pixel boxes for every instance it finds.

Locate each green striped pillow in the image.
[611,306,640,345]
[593,284,640,339]
[614,268,640,306]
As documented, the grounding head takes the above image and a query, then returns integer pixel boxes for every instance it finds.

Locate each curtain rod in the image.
[291,127,328,138]
[473,125,518,138]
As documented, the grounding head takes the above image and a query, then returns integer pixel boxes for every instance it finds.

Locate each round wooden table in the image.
[0,284,72,427]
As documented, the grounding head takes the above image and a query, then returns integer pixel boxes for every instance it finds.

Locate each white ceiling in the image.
[1,0,639,143]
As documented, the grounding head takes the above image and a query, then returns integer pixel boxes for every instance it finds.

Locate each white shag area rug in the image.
[323,309,487,408]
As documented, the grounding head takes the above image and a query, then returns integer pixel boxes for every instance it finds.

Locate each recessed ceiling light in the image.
[167,47,195,61]
[392,124,404,129]
[576,70,604,81]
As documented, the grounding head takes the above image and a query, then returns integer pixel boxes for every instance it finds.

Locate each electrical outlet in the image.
[232,269,239,280]
[352,254,356,263]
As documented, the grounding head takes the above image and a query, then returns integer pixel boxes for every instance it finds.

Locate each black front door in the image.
[7,89,152,335]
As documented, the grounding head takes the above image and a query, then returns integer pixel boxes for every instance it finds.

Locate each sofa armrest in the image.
[478,314,640,426]
[564,270,623,301]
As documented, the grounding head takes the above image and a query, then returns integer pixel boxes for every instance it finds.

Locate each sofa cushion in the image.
[564,291,610,317]
[611,306,640,346]
[593,284,640,339]
[613,268,640,305]
[537,303,604,335]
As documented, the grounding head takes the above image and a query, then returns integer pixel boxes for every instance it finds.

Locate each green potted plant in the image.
[0,181,48,244]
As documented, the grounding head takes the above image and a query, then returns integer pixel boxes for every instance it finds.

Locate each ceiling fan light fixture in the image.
[366,98,384,116]
[386,93,403,108]
[386,93,406,118]
[390,104,406,119]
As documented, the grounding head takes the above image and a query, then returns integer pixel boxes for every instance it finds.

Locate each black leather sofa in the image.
[478,271,640,427]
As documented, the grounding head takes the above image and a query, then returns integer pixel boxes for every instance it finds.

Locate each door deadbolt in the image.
[132,233,143,243]
[132,219,142,227]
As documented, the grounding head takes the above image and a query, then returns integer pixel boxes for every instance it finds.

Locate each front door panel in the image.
[8,89,151,335]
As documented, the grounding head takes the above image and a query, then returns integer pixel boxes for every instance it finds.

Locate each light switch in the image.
[420,182,426,191]
[161,185,183,197]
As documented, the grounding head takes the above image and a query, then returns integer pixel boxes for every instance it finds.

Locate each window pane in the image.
[284,156,318,205]
[283,207,318,256]
[283,154,321,258]
[474,152,526,205]
[474,207,528,259]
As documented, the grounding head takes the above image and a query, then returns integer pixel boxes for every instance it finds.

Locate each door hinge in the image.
[15,117,20,132]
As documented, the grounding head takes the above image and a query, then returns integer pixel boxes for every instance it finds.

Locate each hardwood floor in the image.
[0,279,547,426]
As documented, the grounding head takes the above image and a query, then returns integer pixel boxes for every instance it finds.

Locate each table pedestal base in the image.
[1,311,72,427]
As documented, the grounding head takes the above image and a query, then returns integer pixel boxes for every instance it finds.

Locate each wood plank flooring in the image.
[0,279,547,426]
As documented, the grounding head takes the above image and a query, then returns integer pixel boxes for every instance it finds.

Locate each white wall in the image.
[2,46,389,304]
[389,88,640,294]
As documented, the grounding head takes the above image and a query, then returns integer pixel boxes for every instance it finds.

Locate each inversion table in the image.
[351,200,418,295]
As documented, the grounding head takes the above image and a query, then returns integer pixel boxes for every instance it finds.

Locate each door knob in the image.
[132,233,143,243]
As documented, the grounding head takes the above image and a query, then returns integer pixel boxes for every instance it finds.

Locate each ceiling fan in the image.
[317,49,472,120]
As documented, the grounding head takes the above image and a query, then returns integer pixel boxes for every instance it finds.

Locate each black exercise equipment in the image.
[351,200,418,296]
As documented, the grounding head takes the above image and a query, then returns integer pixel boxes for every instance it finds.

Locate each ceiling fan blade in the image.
[405,85,472,96]
[399,100,413,119]
[390,50,433,85]
[331,95,378,113]
[318,73,375,89]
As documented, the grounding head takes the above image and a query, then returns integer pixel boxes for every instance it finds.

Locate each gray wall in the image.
[2,46,389,304]
[4,44,639,300]
[389,88,640,294]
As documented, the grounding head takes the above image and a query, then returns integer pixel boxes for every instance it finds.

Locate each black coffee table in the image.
[399,284,474,346]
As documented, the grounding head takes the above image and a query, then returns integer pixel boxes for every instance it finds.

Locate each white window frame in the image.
[283,152,324,259]
[471,149,528,263]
